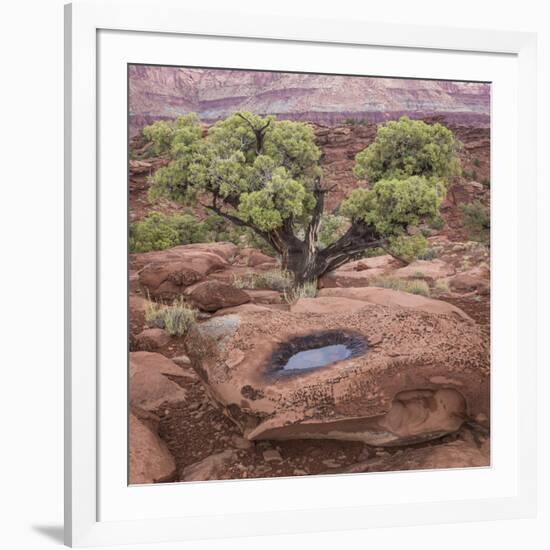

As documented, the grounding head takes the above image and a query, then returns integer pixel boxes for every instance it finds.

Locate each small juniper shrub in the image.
[430,217,445,231]
[460,200,490,243]
[419,247,438,261]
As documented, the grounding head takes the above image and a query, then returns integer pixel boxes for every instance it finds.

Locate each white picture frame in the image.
[64,2,538,547]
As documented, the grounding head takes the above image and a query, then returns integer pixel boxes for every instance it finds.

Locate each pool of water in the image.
[282,344,352,370]
[267,330,368,377]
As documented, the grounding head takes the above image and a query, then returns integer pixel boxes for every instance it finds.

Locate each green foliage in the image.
[363,247,387,258]
[318,214,349,249]
[386,234,428,263]
[353,116,462,183]
[430,216,445,230]
[146,112,321,229]
[232,270,293,292]
[420,226,432,238]
[461,200,490,242]
[473,158,481,167]
[142,114,202,157]
[129,211,209,253]
[139,112,463,278]
[419,247,438,261]
[341,177,443,237]
[144,299,197,337]
[370,276,430,297]
[344,118,459,246]
[129,211,276,255]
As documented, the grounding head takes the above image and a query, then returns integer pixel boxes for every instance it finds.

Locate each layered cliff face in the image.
[129,65,490,135]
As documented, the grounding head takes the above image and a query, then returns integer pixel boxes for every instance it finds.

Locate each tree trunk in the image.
[281,220,384,286]
[207,180,383,287]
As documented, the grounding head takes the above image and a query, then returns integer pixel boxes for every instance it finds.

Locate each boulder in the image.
[129,412,176,484]
[129,352,187,411]
[186,305,489,447]
[129,270,141,293]
[237,248,278,268]
[135,244,234,299]
[214,303,276,316]
[181,450,238,481]
[356,255,400,271]
[132,242,237,270]
[175,242,239,262]
[393,259,456,283]
[133,328,170,351]
[319,255,399,288]
[138,262,204,301]
[244,290,283,304]
[449,265,490,294]
[186,280,251,312]
[334,439,489,474]
[318,287,472,321]
[319,269,375,289]
[172,354,191,367]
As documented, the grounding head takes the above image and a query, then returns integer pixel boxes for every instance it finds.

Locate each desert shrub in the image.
[129,212,209,253]
[318,214,349,249]
[129,211,277,255]
[283,282,318,304]
[144,299,197,337]
[461,200,490,242]
[142,114,202,156]
[233,269,293,292]
[473,158,481,167]
[370,276,430,297]
[420,227,432,238]
[386,234,427,263]
[482,177,490,189]
[353,116,461,183]
[430,216,445,230]
[419,247,438,261]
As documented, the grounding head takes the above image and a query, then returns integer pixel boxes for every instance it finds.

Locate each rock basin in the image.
[185,291,489,447]
[267,330,368,376]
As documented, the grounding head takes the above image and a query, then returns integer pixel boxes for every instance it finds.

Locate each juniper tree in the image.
[145,113,461,284]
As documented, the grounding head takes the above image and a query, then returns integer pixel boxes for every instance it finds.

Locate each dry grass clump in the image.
[232,269,294,292]
[145,298,197,336]
[370,276,430,297]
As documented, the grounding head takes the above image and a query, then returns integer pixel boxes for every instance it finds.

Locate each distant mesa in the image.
[128,65,490,135]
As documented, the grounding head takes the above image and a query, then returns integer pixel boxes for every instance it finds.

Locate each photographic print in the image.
[128,65,490,485]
